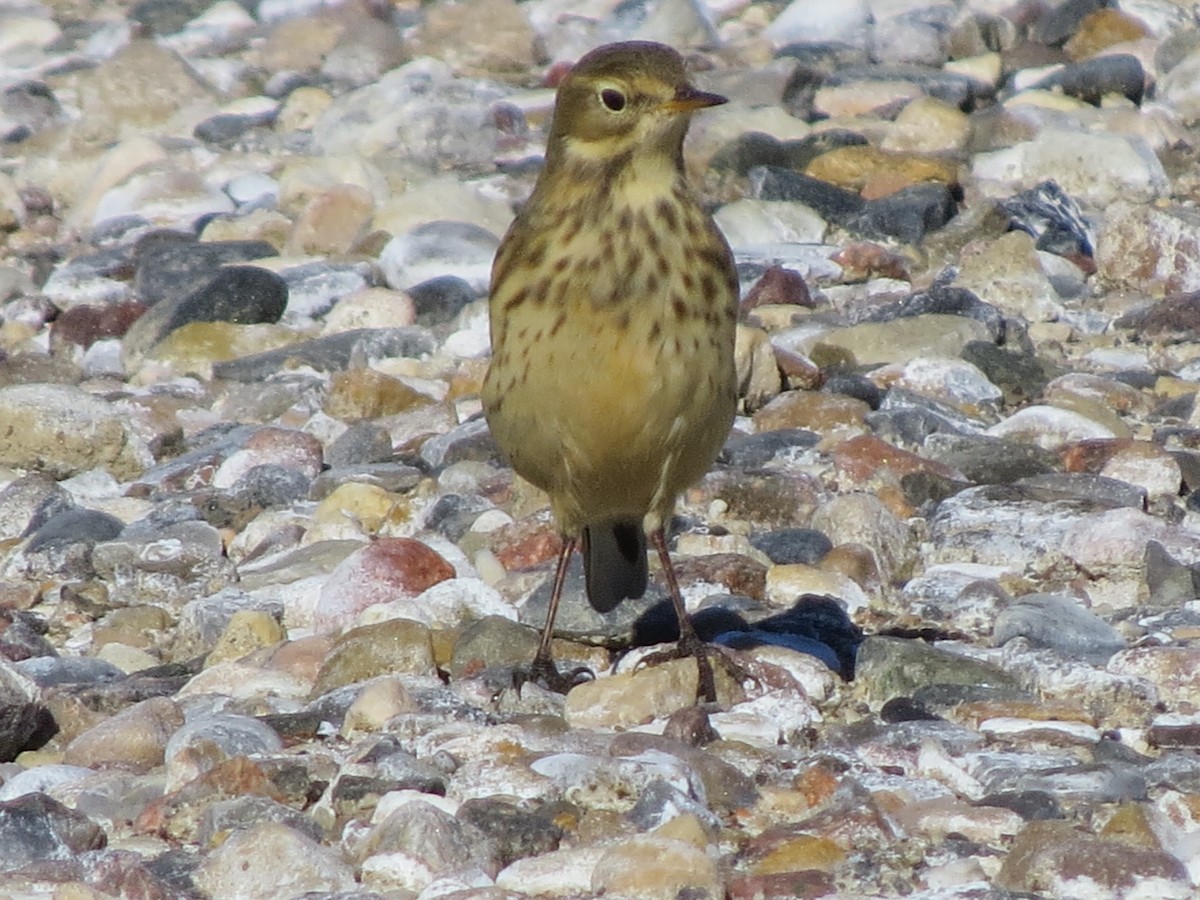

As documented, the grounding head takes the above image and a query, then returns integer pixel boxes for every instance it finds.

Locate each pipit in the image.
[482,41,738,702]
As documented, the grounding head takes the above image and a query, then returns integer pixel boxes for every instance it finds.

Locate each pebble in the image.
[1,2,1200,897]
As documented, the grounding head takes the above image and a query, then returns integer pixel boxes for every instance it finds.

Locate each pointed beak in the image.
[663,85,727,114]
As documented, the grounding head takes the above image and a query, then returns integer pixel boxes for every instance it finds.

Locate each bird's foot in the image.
[635,632,722,704]
[637,636,760,705]
[513,655,594,695]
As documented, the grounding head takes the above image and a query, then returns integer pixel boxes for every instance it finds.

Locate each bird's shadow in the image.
[630,593,862,681]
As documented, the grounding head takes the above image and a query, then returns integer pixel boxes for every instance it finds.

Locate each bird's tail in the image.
[581,520,648,612]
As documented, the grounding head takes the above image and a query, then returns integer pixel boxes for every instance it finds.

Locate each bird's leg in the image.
[650,529,717,703]
[518,535,593,694]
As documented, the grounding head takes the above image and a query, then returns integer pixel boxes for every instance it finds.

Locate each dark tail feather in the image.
[582,520,648,612]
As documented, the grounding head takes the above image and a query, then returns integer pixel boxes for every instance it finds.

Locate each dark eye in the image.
[599,88,626,111]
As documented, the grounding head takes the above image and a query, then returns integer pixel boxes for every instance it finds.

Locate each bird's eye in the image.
[599,88,627,112]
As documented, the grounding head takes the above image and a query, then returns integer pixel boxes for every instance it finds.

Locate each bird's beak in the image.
[663,86,727,113]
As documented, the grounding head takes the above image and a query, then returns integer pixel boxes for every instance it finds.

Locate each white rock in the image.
[985,405,1117,450]
[709,689,821,746]
[358,577,516,629]
[495,847,606,896]
[765,0,872,46]
[714,199,827,247]
[971,129,1168,206]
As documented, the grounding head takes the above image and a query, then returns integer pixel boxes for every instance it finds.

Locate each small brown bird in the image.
[482,41,738,701]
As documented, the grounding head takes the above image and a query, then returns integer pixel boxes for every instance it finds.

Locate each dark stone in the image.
[0,793,106,873]
[961,340,1057,404]
[823,63,982,109]
[976,790,1064,821]
[331,769,446,809]
[1,80,65,141]
[129,0,209,35]
[913,682,1032,712]
[1146,751,1200,793]
[711,131,797,176]
[48,246,137,283]
[0,661,57,761]
[993,592,1126,664]
[1145,541,1196,608]
[711,129,868,176]
[901,470,969,507]
[144,848,203,898]
[718,428,819,467]
[748,166,865,221]
[325,421,395,468]
[1175,450,1200,494]
[419,418,501,470]
[860,284,1004,341]
[231,465,311,509]
[133,236,277,305]
[748,528,833,566]
[211,328,437,381]
[866,399,981,449]
[822,372,883,408]
[309,463,423,500]
[3,474,74,540]
[26,508,124,551]
[627,779,714,833]
[456,798,563,868]
[662,706,720,746]
[1115,292,1200,340]
[13,655,125,688]
[194,111,276,146]
[425,493,495,542]
[51,671,194,716]
[880,696,941,723]
[88,215,155,246]
[0,610,55,662]
[1013,472,1147,510]
[1030,0,1109,46]
[255,710,327,741]
[408,275,478,328]
[924,434,1058,485]
[186,489,260,531]
[167,265,287,327]
[52,302,147,349]
[851,182,958,244]
[123,263,287,359]
[998,179,1095,262]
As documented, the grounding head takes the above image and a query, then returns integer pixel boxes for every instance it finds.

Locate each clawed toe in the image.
[635,638,759,704]
[513,656,594,695]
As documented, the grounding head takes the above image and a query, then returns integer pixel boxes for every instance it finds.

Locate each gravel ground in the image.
[4,0,1200,898]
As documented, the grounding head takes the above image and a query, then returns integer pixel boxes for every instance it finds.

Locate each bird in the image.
[481,40,739,702]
